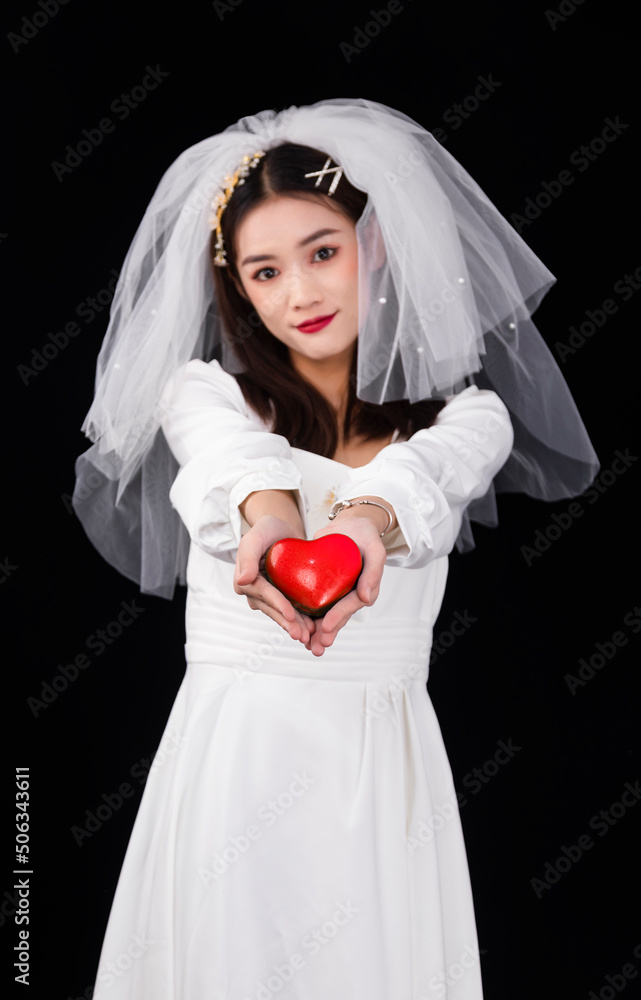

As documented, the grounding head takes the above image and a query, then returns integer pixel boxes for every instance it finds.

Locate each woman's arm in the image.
[161,363,323,647]
[293,389,511,654]
[238,488,306,535]
[325,494,398,535]
[327,385,514,568]
[160,359,310,558]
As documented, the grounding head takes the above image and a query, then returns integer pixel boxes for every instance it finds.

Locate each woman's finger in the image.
[234,537,264,591]
[233,552,257,591]
[240,570,317,643]
[299,540,386,655]
[245,590,311,641]
[235,563,255,586]
[355,546,386,603]
[300,594,365,656]
[321,592,365,635]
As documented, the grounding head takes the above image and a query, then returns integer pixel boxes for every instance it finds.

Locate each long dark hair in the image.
[209,143,445,456]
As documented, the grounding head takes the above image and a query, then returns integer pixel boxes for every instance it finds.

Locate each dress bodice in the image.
[182,443,449,682]
[161,358,514,680]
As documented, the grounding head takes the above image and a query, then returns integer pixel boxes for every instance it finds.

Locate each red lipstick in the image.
[296,313,336,333]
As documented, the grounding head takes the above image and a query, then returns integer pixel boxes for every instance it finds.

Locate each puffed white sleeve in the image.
[159,359,309,557]
[331,385,514,568]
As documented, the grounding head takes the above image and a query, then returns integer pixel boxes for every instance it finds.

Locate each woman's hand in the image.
[233,515,317,645]
[303,515,387,657]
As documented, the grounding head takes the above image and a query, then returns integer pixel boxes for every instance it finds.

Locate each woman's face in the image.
[234,194,359,370]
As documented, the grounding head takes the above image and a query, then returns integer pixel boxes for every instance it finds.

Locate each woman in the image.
[74,99,598,998]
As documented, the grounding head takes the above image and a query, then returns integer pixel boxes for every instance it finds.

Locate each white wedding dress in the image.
[90,359,513,1000]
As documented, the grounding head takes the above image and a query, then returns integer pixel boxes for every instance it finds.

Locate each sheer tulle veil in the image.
[72,97,599,597]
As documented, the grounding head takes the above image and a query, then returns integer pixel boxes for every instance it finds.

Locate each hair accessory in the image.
[328,498,394,537]
[304,157,343,195]
[210,150,266,266]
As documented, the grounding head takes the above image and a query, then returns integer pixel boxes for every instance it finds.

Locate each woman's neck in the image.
[290,350,353,428]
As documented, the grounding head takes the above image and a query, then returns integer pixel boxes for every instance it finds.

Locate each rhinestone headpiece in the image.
[210,151,266,266]
[210,151,344,267]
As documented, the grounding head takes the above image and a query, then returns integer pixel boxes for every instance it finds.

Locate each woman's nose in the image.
[285,265,322,309]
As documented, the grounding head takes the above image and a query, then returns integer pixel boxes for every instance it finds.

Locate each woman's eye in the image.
[252,248,336,279]
[313,246,337,262]
[254,266,278,281]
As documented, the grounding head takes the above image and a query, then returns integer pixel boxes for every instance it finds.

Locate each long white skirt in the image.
[91,616,484,999]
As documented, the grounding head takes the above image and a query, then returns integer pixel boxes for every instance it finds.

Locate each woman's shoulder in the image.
[163,358,247,408]
[182,357,239,387]
[162,358,273,430]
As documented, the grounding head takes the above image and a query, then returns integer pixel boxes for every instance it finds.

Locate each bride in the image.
[73,98,598,998]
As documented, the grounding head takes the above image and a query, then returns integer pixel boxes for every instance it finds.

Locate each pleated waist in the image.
[185,596,433,683]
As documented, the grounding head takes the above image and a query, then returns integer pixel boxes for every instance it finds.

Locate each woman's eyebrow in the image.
[240,228,342,267]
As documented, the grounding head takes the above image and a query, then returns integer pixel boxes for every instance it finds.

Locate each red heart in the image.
[264,535,363,618]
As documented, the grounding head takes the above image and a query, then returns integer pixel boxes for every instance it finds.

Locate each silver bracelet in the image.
[328,498,395,537]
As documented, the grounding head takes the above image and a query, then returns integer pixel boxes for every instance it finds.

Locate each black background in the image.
[3,1,640,997]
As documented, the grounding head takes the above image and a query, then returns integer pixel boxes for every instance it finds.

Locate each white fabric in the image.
[161,360,513,570]
[91,360,513,999]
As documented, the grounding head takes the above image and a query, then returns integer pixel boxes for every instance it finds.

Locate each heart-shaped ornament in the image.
[264,535,363,618]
